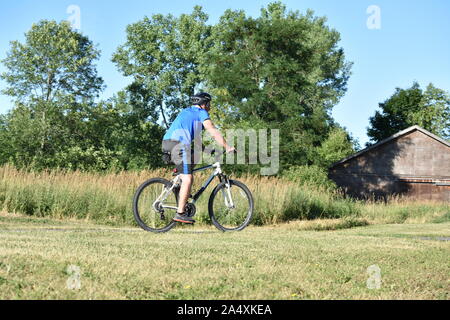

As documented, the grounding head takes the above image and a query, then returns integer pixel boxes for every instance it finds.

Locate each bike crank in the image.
[185,203,197,218]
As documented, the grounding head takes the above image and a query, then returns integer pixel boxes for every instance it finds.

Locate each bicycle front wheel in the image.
[208,180,254,232]
[133,178,178,233]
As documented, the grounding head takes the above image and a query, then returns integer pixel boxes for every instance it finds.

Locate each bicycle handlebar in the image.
[208,148,237,162]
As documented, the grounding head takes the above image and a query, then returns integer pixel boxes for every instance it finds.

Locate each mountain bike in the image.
[132,156,254,233]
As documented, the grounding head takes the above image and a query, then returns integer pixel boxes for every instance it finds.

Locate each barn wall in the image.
[329,130,450,201]
[398,181,450,202]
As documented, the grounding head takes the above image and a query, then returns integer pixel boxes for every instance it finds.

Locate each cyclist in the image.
[162,92,235,224]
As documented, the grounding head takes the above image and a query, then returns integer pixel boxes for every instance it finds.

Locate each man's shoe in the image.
[173,213,195,224]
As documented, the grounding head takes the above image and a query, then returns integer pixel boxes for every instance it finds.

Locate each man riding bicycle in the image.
[162,92,235,224]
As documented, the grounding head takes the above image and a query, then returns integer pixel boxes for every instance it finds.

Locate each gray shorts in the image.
[162,140,196,174]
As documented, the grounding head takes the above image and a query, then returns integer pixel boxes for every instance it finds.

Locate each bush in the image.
[314,126,356,169]
[282,165,337,191]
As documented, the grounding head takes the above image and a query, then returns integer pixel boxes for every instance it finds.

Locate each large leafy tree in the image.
[110,7,212,170]
[1,20,103,104]
[112,6,211,129]
[106,92,165,170]
[367,82,450,144]
[0,20,106,169]
[204,2,352,168]
[408,84,450,140]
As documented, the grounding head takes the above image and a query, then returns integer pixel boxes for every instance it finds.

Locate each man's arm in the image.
[203,120,235,153]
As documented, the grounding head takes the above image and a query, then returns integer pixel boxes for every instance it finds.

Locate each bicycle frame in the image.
[191,162,222,203]
[156,161,234,212]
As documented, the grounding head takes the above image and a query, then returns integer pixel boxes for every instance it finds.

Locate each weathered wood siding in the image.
[329,129,450,201]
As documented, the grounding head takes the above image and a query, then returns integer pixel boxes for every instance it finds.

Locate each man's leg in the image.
[177,174,193,214]
[173,145,196,224]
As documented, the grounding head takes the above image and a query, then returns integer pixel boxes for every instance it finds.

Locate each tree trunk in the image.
[46,72,54,101]
[160,104,169,129]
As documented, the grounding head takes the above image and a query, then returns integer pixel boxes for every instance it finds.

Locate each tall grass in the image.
[0,165,148,226]
[357,198,450,224]
[248,175,359,224]
[0,165,448,227]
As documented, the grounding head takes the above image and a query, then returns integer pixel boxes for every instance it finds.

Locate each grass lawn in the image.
[0,213,449,300]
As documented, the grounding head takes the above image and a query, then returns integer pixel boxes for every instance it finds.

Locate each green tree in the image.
[107,92,165,170]
[314,126,356,168]
[110,7,214,170]
[204,2,352,168]
[367,82,450,143]
[367,82,423,143]
[0,20,106,170]
[112,6,211,129]
[0,114,12,165]
[408,84,450,140]
[1,102,68,168]
[1,20,103,104]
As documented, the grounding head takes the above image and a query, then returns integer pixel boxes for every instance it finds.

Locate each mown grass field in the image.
[1,212,449,300]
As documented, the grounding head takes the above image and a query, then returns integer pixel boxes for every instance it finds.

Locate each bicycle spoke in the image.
[210,181,253,231]
[134,179,178,232]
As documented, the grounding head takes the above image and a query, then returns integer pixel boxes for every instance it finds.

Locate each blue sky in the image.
[1,0,449,145]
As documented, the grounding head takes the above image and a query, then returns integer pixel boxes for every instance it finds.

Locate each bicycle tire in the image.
[133,178,178,233]
[208,180,254,232]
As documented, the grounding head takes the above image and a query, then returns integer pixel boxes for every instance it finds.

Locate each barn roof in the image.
[330,125,450,169]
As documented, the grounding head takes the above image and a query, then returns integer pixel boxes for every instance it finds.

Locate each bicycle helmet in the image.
[191,92,212,106]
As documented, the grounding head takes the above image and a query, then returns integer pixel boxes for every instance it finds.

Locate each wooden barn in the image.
[329,126,450,201]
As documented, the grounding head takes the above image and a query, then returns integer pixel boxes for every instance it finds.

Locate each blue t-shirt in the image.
[163,106,210,145]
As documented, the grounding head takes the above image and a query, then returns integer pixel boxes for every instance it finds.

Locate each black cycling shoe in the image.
[173,213,195,224]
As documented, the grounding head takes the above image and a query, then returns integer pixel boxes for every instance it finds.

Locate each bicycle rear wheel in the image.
[208,180,254,232]
[133,178,178,233]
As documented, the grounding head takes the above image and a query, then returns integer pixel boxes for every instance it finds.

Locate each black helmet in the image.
[191,92,212,106]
